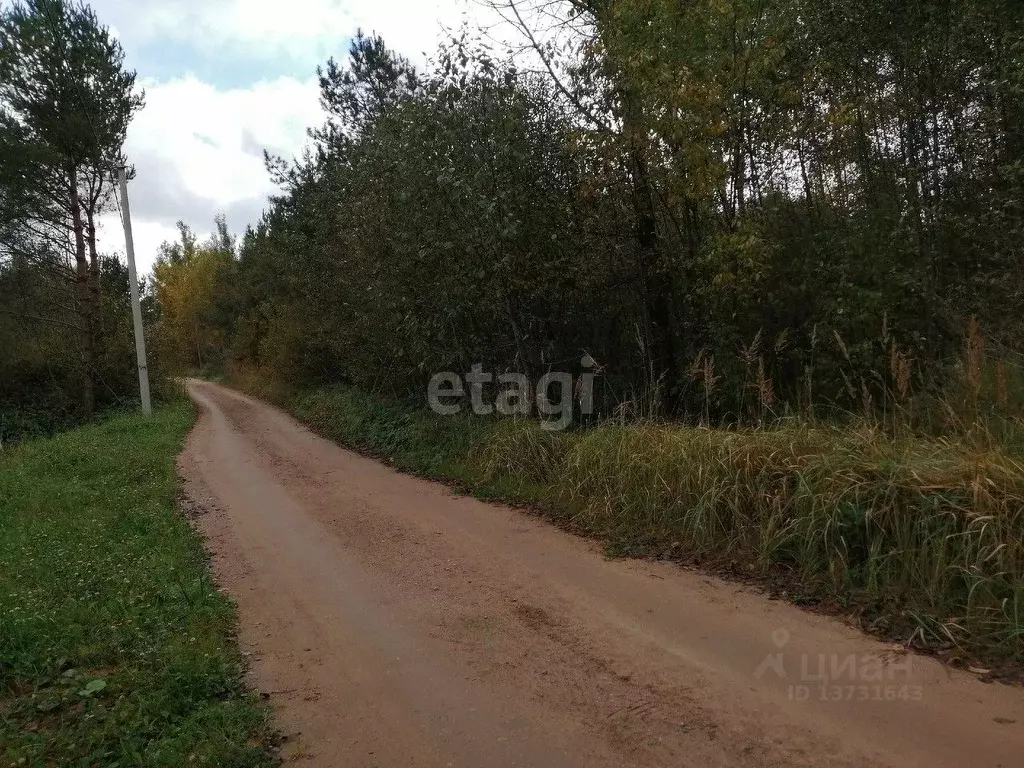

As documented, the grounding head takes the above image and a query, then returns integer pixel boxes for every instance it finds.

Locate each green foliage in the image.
[0,406,276,767]
[186,33,650,403]
[152,222,237,375]
[0,0,142,170]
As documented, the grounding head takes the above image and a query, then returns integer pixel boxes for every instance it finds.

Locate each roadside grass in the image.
[0,405,277,767]
[226,369,1024,668]
[548,423,1024,657]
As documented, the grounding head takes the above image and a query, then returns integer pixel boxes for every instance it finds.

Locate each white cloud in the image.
[132,75,321,206]
[350,0,480,63]
[98,74,323,274]
[94,0,487,68]
[93,0,352,64]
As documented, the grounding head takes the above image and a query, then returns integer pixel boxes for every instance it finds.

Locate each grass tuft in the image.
[0,406,277,767]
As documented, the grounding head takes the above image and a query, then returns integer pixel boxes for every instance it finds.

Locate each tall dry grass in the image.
[473,417,1024,659]
[473,322,1024,660]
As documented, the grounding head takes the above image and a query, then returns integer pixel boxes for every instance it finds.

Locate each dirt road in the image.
[179,379,1023,767]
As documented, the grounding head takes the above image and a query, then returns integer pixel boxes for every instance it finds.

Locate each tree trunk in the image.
[630,149,680,414]
[86,206,103,345]
[70,169,95,414]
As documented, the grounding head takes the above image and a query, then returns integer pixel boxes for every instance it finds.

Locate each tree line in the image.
[161,0,1022,424]
[1,0,146,438]
[10,0,1023,432]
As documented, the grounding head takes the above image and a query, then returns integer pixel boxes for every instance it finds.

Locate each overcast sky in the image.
[90,0,492,274]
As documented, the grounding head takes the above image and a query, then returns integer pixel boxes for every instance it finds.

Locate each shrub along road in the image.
[181,379,1024,768]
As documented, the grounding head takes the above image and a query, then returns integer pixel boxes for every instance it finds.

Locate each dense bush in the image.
[0,256,169,443]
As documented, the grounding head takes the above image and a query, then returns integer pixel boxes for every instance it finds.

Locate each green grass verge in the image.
[0,405,277,767]
[232,371,1024,668]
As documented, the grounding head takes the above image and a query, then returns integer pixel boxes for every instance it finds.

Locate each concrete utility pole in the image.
[117,166,152,416]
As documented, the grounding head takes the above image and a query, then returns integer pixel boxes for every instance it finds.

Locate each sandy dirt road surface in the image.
[179,379,1023,767]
